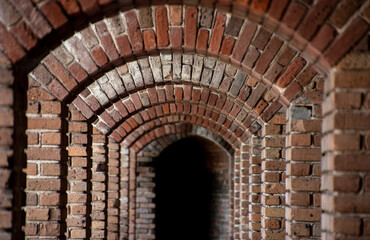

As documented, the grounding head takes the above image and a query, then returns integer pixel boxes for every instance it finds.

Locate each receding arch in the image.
[1,1,368,240]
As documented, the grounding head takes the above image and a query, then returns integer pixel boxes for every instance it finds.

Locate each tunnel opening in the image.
[153,136,231,240]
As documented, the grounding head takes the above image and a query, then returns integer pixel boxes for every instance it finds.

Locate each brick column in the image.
[321,68,370,239]
[286,105,321,239]
[107,138,120,239]
[66,106,89,239]
[120,146,129,239]
[128,149,137,240]
[261,123,286,239]
[25,94,65,239]
[135,154,155,240]
[91,128,107,239]
[249,136,262,240]
[0,68,14,240]
[240,142,250,240]
[233,148,241,239]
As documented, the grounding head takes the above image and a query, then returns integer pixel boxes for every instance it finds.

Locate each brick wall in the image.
[0,0,369,239]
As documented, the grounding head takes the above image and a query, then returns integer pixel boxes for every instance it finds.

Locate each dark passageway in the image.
[154,137,230,240]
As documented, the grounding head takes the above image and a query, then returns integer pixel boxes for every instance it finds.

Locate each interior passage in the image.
[154,137,231,240]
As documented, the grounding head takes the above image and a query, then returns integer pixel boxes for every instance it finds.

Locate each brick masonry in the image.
[0,1,369,240]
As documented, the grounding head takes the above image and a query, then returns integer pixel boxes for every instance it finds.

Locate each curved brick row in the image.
[27,10,324,110]
[136,123,234,156]
[1,0,369,240]
[116,111,248,150]
[29,46,319,131]
[134,123,235,239]
[0,1,368,71]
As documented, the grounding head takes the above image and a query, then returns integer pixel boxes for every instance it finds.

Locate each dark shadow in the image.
[154,137,221,240]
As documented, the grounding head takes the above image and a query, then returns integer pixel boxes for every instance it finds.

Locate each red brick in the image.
[287,177,320,191]
[143,30,157,52]
[28,117,61,129]
[115,35,132,57]
[296,0,337,41]
[0,108,13,127]
[72,96,94,119]
[39,223,60,236]
[48,80,69,101]
[330,0,364,29]
[95,21,119,61]
[267,0,289,21]
[69,62,88,83]
[12,0,52,38]
[11,21,37,51]
[289,133,311,146]
[41,132,61,145]
[170,27,182,49]
[155,7,169,47]
[252,27,272,50]
[40,1,68,29]
[27,88,54,101]
[170,5,182,26]
[70,229,86,238]
[296,65,317,86]
[125,11,143,54]
[195,29,209,54]
[309,24,336,54]
[59,0,81,15]
[27,148,61,161]
[27,179,61,191]
[40,193,60,206]
[91,46,108,67]
[281,2,307,31]
[0,23,26,63]
[0,0,21,27]
[231,22,257,65]
[282,81,303,103]
[287,192,310,206]
[66,36,98,74]
[44,55,78,91]
[77,0,100,15]
[276,57,306,88]
[208,12,226,56]
[40,101,61,114]
[260,100,282,122]
[26,208,49,221]
[287,208,321,221]
[249,0,269,13]
[254,37,283,75]
[287,148,321,161]
[184,7,198,50]
[220,37,235,58]
[323,18,369,67]
[27,132,39,145]
[254,99,268,115]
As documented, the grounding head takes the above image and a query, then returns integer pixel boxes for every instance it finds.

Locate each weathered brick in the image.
[208,12,226,56]
[125,11,143,54]
[155,7,169,47]
[184,7,197,50]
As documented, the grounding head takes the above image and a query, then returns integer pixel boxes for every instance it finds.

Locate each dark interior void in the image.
[154,136,230,240]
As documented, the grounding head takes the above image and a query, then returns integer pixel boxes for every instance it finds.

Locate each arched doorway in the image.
[154,137,231,240]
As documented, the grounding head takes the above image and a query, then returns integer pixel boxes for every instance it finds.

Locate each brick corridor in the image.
[0,0,369,239]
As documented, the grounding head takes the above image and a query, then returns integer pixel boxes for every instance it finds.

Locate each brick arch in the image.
[2,0,368,72]
[115,112,247,150]
[1,1,369,240]
[29,14,325,110]
[131,124,236,239]
[135,123,234,156]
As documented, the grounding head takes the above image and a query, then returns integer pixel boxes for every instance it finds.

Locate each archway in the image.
[154,136,231,239]
[0,1,369,240]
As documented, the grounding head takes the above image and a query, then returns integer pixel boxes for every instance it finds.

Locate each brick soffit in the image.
[22,2,369,147]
